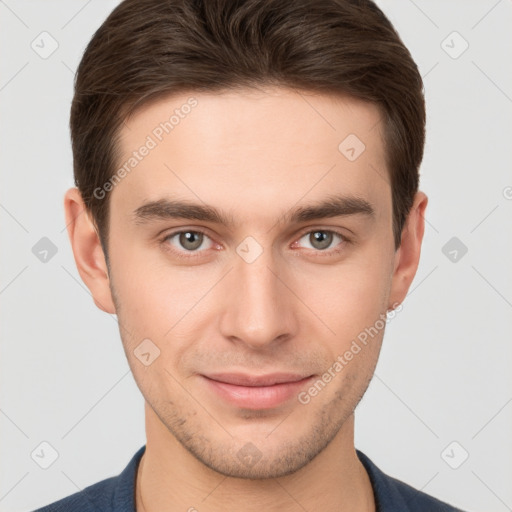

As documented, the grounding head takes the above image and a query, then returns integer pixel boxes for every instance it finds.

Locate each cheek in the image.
[109,247,181,334]
[303,257,391,340]
[108,229,242,383]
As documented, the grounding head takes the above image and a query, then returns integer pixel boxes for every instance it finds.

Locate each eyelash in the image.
[160,228,351,260]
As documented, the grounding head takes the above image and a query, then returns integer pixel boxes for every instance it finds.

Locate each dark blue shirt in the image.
[32,446,466,511]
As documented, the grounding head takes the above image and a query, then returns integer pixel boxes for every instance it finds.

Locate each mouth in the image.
[200,372,315,410]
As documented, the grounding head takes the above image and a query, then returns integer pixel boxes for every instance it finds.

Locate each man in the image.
[33,0,466,510]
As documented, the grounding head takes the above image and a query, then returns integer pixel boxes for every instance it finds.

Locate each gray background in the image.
[1,1,511,511]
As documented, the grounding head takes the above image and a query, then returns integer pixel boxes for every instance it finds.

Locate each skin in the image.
[65,87,427,511]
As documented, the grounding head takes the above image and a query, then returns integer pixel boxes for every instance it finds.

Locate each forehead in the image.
[112,87,390,223]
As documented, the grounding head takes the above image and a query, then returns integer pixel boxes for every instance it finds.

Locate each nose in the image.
[218,247,298,350]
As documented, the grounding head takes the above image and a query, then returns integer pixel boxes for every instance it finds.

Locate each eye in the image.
[163,230,214,253]
[296,229,347,252]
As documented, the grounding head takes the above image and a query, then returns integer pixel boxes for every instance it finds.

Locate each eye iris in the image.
[179,231,203,250]
[310,231,332,250]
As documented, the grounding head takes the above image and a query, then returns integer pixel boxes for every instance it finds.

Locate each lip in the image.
[201,373,315,409]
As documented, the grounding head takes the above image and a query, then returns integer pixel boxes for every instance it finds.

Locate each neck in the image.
[136,403,375,512]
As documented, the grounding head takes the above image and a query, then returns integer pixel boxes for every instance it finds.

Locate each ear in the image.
[388,191,428,309]
[64,188,116,314]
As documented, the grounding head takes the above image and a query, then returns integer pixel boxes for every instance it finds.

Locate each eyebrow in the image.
[132,194,375,228]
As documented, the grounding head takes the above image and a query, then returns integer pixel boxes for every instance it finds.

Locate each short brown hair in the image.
[70,0,425,255]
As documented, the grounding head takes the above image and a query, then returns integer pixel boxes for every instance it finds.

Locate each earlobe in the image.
[64,188,116,314]
[388,191,428,309]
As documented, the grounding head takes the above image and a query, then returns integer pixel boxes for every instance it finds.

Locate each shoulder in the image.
[356,450,467,512]
[31,476,119,512]
[31,446,146,512]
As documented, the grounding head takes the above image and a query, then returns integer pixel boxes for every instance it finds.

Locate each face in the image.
[102,87,403,478]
